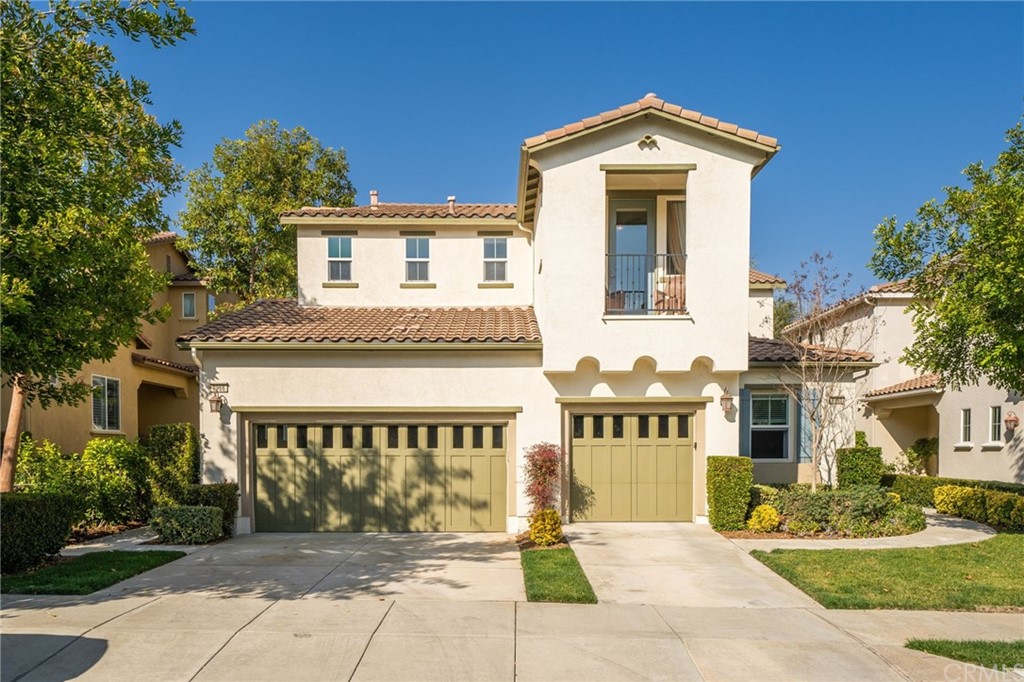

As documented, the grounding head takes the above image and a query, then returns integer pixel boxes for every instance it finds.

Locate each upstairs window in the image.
[327,237,352,281]
[750,394,789,459]
[483,237,507,282]
[990,406,1002,442]
[182,292,196,319]
[406,237,430,282]
[92,375,120,431]
[961,408,972,443]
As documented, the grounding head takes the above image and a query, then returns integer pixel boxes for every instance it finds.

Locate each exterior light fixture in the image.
[208,392,224,413]
[1005,411,1019,431]
[720,388,734,414]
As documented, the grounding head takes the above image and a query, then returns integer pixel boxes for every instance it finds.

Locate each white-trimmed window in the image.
[182,292,196,319]
[92,375,120,432]
[483,237,507,282]
[327,237,352,281]
[405,238,429,282]
[960,408,972,443]
[750,394,789,459]
[990,406,1002,443]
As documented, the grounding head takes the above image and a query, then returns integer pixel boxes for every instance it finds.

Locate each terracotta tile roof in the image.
[144,231,179,245]
[179,300,541,344]
[524,93,780,150]
[782,280,916,335]
[170,271,204,285]
[749,269,786,286]
[865,374,941,398]
[281,203,517,220]
[749,336,874,364]
[868,279,913,294]
[131,352,198,376]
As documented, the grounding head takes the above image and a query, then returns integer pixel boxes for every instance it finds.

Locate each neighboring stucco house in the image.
[2,232,208,455]
[179,93,866,534]
[785,281,1024,484]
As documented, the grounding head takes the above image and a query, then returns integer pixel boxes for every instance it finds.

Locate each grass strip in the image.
[752,534,1024,610]
[906,639,1024,669]
[520,546,597,604]
[2,550,185,595]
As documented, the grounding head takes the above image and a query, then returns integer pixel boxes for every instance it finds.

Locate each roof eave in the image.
[864,387,944,402]
[281,216,518,227]
[177,340,543,351]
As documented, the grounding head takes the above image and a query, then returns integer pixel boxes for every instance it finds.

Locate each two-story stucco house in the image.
[786,281,1023,484]
[2,232,208,455]
[180,94,869,534]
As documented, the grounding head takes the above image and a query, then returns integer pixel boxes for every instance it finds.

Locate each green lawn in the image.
[520,547,597,604]
[2,551,185,595]
[907,640,1024,669]
[752,534,1024,610]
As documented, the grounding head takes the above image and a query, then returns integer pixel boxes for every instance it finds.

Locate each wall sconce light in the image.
[208,392,224,413]
[720,388,734,414]
[1005,411,1019,431]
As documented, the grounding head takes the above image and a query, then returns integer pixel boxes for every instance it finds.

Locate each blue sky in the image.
[113,1,1023,291]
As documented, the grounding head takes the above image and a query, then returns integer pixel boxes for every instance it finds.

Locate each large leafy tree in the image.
[870,120,1024,394]
[0,0,193,491]
[179,121,356,307]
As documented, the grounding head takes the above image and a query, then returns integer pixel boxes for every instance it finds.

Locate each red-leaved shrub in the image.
[524,442,562,513]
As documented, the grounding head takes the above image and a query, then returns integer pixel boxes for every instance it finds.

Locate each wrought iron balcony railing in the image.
[605,253,687,315]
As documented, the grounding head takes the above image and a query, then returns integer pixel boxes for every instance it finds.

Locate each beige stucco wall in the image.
[748,289,775,338]
[142,241,209,365]
[936,382,1023,484]
[531,117,761,373]
[296,224,533,307]
[195,347,737,533]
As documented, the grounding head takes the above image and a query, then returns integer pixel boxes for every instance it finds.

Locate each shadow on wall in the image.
[547,356,717,398]
[569,468,596,521]
[0,634,108,681]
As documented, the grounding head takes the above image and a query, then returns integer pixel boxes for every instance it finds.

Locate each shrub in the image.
[706,456,753,531]
[179,483,239,536]
[933,485,987,522]
[748,484,780,514]
[887,492,901,504]
[896,437,938,475]
[14,436,88,524]
[80,438,151,524]
[884,474,1024,507]
[146,423,201,506]
[1,492,78,572]
[1012,496,1024,530]
[984,491,1023,531]
[747,505,780,532]
[529,508,564,547]
[855,431,869,448]
[150,506,223,545]
[523,442,562,513]
[776,487,834,529]
[836,446,885,488]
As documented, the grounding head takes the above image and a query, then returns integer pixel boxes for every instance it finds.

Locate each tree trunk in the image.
[0,380,26,492]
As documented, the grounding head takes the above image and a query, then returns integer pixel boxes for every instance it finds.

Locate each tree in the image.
[0,0,194,491]
[870,120,1024,394]
[179,121,356,308]
[777,252,877,490]
[773,294,798,337]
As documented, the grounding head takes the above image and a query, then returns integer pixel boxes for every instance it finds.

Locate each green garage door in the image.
[571,413,693,521]
[254,422,507,532]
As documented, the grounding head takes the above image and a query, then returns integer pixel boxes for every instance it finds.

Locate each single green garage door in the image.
[571,413,694,521]
[253,423,507,532]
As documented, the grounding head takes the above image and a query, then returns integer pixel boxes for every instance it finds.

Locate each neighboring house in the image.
[1,232,208,455]
[178,93,865,534]
[785,281,1024,484]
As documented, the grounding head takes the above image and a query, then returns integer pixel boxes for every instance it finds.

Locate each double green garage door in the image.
[253,423,507,532]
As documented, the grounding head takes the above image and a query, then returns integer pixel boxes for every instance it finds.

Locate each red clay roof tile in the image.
[865,374,941,398]
[281,203,516,220]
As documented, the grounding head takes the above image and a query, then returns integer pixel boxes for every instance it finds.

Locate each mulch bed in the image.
[69,521,145,544]
[516,531,569,552]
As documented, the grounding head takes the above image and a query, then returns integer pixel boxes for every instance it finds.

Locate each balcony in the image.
[605,253,686,315]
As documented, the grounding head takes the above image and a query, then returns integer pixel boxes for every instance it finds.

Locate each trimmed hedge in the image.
[882,474,1024,507]
[1,492,78,573]
[932,484,1024,531]
[707,456,753,530]
[81,438,151,524]
[150,506,223,545]
[179,483,239,537]
[836,446,885,488]
[147,423,201,507]
[773,485,926,537]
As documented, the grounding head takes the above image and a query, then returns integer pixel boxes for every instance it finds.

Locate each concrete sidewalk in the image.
[3,595,1022,681]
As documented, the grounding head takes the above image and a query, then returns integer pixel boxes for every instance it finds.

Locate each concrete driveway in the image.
[92,532,527,602]
[566,522,819,607]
